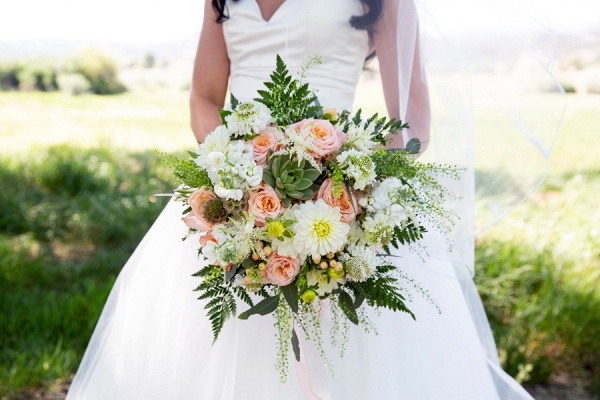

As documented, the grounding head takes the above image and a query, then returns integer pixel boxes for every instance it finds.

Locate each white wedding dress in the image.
[67,0,535,399]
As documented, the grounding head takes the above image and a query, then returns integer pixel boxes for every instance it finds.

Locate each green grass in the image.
[0,90,599,397]
[0,145,172,397]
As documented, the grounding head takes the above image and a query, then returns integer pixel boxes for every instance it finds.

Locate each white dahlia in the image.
[226,101,272,136]
[292,199,350,257]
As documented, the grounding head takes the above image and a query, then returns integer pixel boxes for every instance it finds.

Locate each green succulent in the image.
[263,153,321,207]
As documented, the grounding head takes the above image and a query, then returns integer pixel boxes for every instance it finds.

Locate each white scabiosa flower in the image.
[292,199,350,257]
[342,244,379,282]
[226,101,272,136]
[362,212,394,246]
[337,149,376,190]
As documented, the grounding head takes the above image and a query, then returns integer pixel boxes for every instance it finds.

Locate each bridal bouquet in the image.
[160,55,459,379]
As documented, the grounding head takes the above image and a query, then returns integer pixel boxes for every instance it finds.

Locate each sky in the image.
[1,0,598,45]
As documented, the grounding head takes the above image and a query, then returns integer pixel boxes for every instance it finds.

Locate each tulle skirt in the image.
[67,200,533,400]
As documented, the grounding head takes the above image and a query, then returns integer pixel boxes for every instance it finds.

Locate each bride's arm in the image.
[371,0,430,153]
[189,0,230,143]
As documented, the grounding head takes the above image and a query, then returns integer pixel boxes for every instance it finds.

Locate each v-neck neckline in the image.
[252,0,289,23]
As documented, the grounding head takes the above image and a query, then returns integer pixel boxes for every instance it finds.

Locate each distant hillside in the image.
[0,34,199,62]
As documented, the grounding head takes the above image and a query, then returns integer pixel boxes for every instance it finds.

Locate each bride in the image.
[67,0,558,398]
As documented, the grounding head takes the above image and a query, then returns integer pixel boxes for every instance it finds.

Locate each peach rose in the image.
[317,178,361,223]
[251,126,281,166]
[248,183,283,227]
[265,252,301,286]
[182,188,217,232]
[291,118,345,158]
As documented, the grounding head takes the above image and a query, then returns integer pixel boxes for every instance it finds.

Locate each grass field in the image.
[0,88,599,399]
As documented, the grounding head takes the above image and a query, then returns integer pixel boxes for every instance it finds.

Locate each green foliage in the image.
[73,48,126,95]
[384,222,426,253]
[0,145,171,396]
[254,54,322,125]
[156,152,212,189]
[348,265,415,319]
[17,59,59,92]
[0,62,22,90]
[237,295,280,320]
[57,73,90,95]
[193,265,238,343]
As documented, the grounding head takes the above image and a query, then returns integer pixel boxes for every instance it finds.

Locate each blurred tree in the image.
[0,62,22,90]
[73,48,127,95]
[144,52,156,69]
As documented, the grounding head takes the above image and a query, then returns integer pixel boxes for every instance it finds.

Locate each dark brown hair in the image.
[212,0,383,31]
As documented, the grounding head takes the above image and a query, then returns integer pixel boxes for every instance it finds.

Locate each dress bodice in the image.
[222,0,370,111]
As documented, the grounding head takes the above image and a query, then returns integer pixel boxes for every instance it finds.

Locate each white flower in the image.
[362,212,394,246]
[370,177,403,211]
[347,220,367,246]
[344,121,377,153]
[306,269,345,296]
[292,199,350,257]
[337,149,376,190]
[238,161,263,187]
[211,224,229,243]
[196,126,231,169]
[202,240,218,264]
[270,235,301,260]
[214,185,243,201]
[342,244,379,282]
[226,101,272,136]
[232,274,245,287]
[389,203,408,224]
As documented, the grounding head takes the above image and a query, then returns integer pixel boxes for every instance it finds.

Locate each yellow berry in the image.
[301,289,317,304]
[243,275,253,284]
[258,262,267,271]
[334,263,343,272]
[319,261,328,269]
[329,260,337,268]
[327,267,344,279]
[255,241,265,249]
[326,252,335,259]
[258,270,266,277]
[312,254,322,264]
[252,252,260,261]
[264,246,273,256]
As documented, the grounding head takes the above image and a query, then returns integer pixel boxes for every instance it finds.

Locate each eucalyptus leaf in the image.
[238,296,280,320]
[281,282,299,313]
[291,328,301,362]
[339,291,359,325]
[354,291,365,309]
[225,266,237,283]
[405,138,421,154]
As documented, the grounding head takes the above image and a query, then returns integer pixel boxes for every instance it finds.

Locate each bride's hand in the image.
[189,0,231,144]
